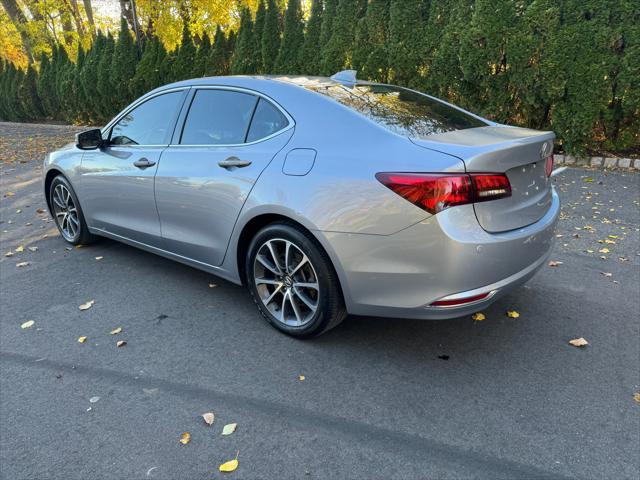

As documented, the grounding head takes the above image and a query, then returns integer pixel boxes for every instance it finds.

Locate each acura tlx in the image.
[43,70,559,337]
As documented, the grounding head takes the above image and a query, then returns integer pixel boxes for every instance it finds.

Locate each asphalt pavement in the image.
[1,122,639,479]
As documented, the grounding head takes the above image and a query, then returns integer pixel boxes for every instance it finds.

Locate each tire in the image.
[49,175,96,246]
[245,222,346,338]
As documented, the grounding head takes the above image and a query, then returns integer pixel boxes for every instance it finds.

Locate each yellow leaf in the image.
[110,327,122,335]
[471,312,485,321]
[569,337,589,347]
[604,239,615,244]
[179,432,191,445]
[219,452,239,472]
[202,412,215,426]
[634,392,640,404]
[116,340,127,347]
[78,336,87,343]
[507,310,520,318]
[583,178,594,182]
[599,248,610,254]
[608,235,619,239]
[298,375,305,381]
[15,245,24,252]
[222,423,237,436]
[79,300,95,310]
[21,320,35,329]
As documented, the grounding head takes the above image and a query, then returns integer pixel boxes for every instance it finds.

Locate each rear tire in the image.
[49,175,96,246]
[245,222,346,338]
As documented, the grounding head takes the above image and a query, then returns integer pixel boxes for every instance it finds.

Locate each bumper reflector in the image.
[430,292,492,307]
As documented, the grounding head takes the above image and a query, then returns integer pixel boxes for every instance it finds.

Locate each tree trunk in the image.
[1,0,34,63]
[82,0,96,37]
[66,0,86,38]
[119,0,142,37]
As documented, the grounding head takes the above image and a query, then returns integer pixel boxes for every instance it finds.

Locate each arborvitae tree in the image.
[55,46,75,121]
[253,1,267,72]
[261,0,281,73]
[321,0,361,74]
[2,64,24,121]
[22,65,44,119]
[388,0,427,88]
[275,0,305,73]
[81,31,106,122]
[224,30,236,74]
[131,36,159,97]
[208,26,227,75]
[352,16,369,75]
[360,0,390,82]
[299,0,323,74]
[111,18,138,112]
[97,32,116,120]
[71,46,87,121]
[37,53,55,118]
[172,23,196,81]
[231,8,256,74]
[193,32,211,77]
[319,0,338,73]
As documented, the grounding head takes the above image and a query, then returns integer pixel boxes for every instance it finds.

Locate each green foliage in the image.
[275,0,304,73]
[299,0,323,74]
[261,0,281,73]
[0,1,637,155]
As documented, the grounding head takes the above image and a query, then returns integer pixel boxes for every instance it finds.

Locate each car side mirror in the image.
[75,128,103,150]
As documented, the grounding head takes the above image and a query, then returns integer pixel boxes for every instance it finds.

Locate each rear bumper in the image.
[320,188,560,319]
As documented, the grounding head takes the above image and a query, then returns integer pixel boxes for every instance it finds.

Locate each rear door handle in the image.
[218,157,252,169]
[133,158,156,169]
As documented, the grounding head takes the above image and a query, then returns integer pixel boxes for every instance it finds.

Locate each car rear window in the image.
[307,83,487,138]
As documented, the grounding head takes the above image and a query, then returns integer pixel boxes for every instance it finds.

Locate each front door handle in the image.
[218,157,252,169]
[133,158,156,169]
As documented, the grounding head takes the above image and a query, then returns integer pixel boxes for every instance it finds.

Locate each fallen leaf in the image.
[208,283,217,288]
[16,261,30,267]
[6,191,14,196]
[604,239,616,244]
[548,260,563,267]
[4,251,13,257]
[507,310,520,318]
[36,208,45,214]
[28,246,38,252]
[569,337,589,347]
[222,423,237,436]
[15,209,22,213]
[202,412,215,426]
[89,396,100,403]
[15,245,24,252]
[78,336,87,343]
[219,452,239,473]
[634,392,640,404]
[79,300,95,310]
[21,320,35,329]
[608,235,619,239]
[179,432,191,445]
[471,312,485,321]
[116,340,127,347]
[600,272,612,277]
[95,256,103,261]
[110,327,122,335]
[298,375,305,381]
[599,248,610,254]
[583,177,594,182]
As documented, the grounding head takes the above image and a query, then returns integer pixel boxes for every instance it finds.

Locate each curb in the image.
[554,154,639,171]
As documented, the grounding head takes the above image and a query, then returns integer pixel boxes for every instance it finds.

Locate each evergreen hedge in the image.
[0,0,638,155]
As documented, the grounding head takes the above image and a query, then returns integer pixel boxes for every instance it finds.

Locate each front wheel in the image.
[245,223,346,338]
[49,175,96,245]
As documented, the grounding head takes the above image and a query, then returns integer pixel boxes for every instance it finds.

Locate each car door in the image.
[155,87,294,266]
[79,89,187,246]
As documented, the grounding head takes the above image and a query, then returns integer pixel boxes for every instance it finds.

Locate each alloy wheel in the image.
[253,238,320,327]
[52,184,80,242]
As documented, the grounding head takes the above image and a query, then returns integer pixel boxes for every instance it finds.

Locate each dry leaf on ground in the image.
[4,251,13,257]
[78,336,87,343]
[15,245,24,252]
[600,272,612,277]
[548,260,563,267]
[222,423,237,436]
[569,337,589,347]
[21,320,35,329]
[28,246,38,252]
[208,283,217,288]
[116,340,127,347]
[599,248,610,254]
[79,300,95,310]
[89,396,100,403]
[110,327,122,335]
[472,313,486,321]
[95,256,103,261]
[202,412,215,426]
[219,452,239,472]
[507,310,520,318]
[16,261,30,267]
[179,432,191,445]
[298,375,305,381]
[634,393,640,404]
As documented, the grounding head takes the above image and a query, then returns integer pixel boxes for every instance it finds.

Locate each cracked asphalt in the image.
[1,122,639,479]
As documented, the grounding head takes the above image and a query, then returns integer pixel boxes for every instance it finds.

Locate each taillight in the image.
[544,155,554,177]
[376,172,511,214]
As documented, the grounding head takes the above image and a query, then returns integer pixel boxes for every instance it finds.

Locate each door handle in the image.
[133,157,156,169]
[218,157,252,169]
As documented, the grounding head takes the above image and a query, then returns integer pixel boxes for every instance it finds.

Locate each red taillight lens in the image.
[544,155,554,177]
[430,292,491,307]
[376,172,511,214]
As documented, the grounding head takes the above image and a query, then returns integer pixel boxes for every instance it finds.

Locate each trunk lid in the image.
[411,126,555,232]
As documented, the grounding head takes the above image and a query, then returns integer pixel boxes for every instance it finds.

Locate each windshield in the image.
[307,83,487,138]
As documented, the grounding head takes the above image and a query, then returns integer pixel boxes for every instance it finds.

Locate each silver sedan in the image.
[43,71,560,337]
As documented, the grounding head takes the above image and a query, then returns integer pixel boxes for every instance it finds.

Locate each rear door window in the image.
[180,89,258,145]
[307,84,487,138]
[246,98,289,142]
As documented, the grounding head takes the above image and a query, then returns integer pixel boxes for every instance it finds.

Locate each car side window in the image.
[246,98,289,143]
[110,91,184,146]
[180,90,258,145]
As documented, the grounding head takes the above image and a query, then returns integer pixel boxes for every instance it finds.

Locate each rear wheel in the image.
[245,223,346,338]
[49,175,96,245]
